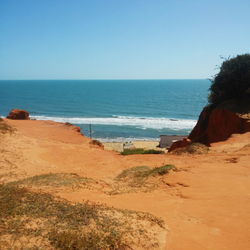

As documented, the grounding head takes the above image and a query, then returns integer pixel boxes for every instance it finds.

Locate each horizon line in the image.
[0,78,209,81]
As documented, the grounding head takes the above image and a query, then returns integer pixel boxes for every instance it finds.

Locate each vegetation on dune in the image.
[9,173,108,192]
[110,165,176,194]
[209,54,250,104]
[9,167,176,197]
[0,118,15,134]
[11,173,94,188]
[121,148,164,155]
[150,165,176,176]
[116,165,176,180]
[0,184,165,249]
[116,166,151,179]
[171,143,209,155]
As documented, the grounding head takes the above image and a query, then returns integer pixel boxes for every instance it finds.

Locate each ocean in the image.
[0,79,210,141]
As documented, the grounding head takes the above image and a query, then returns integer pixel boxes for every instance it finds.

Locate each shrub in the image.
[209,54,250,104]
[171,143,209,155]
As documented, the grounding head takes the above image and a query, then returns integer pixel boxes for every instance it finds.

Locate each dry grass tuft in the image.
[0,119,15,134]
[116,165,175,180]
[171,143,209,155]
[109,165,176,194]
[10,173,94,188]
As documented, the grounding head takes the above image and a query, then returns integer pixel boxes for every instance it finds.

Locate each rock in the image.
[90,139,104,149]
[7,109,30,120]
[64,122,81,133]
[169,96,250,152]
[168,138,191,152]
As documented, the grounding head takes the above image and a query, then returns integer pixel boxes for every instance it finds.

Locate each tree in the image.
[209,54,250,104]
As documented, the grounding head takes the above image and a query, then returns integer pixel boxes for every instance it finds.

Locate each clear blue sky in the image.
[1,0,249,80]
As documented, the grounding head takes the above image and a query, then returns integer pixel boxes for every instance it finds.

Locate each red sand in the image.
[1,119,250,250]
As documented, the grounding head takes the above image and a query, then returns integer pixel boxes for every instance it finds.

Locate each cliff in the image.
[169,96,250,151]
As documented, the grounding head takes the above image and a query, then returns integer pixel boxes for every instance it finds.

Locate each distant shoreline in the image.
[95,134,187,143]
[102,135,187,152]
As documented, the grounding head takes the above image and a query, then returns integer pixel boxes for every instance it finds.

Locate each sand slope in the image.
[1,119,250,250]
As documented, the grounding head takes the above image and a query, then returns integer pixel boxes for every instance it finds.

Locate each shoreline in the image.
[93,137,160,143]
[98,135,187,152]
[103,140,162,152]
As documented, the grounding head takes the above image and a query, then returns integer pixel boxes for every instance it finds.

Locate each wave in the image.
[30,115,197,130]
[94,137,160,142]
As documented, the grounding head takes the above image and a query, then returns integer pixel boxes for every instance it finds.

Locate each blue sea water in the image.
[0,80,210,141]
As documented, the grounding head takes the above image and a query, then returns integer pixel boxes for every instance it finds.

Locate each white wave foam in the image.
[30,115,197,130]
[94,137,160,143]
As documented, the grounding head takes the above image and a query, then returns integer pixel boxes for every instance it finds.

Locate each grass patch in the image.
[0,184,165,249]
[0,119,15,134]
[116,166,152,179]
[116,165,176,180]
[121,148,164,155]
[10,173,94,188]
[150,165,176,176]
[110,165,176,194]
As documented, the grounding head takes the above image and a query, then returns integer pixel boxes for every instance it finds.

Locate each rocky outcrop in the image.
[64,122,81,133]
[168,138,191,152]
[90,139,104,149]
[169,96,250,152]
[7,109,30,120]
[188,107,250,145]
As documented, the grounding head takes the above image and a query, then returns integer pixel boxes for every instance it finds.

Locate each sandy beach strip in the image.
[102,135,187,152]
[103,140,160,152]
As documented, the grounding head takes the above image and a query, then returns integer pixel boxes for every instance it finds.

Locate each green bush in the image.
[209,54,250,104]
[121,148,164,155]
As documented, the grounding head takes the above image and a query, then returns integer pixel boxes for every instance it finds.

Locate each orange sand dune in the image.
[1,119,250,250]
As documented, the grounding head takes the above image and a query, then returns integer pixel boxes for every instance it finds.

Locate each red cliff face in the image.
[7,109,30,120]
[188,107,250,145]
[169,97,250,152]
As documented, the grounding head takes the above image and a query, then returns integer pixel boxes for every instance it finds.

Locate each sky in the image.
[0,0,250,80]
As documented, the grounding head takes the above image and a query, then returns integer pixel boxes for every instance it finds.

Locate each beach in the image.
[103,140,162,152]
[102,135,186,152]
